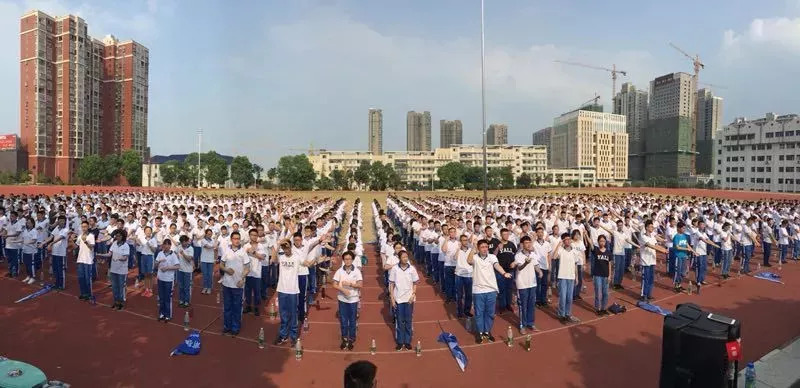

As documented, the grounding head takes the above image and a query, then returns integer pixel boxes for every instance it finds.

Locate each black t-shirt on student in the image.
[496,241,517,272]
[592,247,611,277]
[487,237,501,255]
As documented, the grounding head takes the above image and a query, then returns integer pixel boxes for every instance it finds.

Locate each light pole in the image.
[481,0,488,209]
[197,129,202,188]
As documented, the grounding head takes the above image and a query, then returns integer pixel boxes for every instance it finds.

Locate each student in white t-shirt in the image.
[454,234,474,318]
[640,220,668,302]
[155,239,180,322]
[243,229,267,316]
[466,239,512,344]
[97,230,130,310]
[271,234,322,346]
[21,217,39,284]
[219,231,250,336]
[176,235,195,308]
[511,236,543,334]
[43,215,70,290]
[76,221,96,301]
[333,250,364,351]
[199,229,217,294]
[389,250,418,351]
[551,233,580,324]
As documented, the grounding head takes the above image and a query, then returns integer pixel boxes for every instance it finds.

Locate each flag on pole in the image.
[753,271,784,284]
[437,332,468,372]
[170,331,201,356]
[14,284,53,304]
[636,301,672,316]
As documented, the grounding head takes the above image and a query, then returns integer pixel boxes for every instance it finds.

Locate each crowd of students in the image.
[2,190,800,351]
[377,193,800,344]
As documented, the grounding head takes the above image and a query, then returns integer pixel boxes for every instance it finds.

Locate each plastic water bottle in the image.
[744,362,756,388]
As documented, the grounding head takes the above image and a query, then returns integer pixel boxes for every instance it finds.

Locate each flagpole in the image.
[481,0,488,210]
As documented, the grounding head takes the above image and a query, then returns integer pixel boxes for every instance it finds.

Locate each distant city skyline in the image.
[1,1,799,168]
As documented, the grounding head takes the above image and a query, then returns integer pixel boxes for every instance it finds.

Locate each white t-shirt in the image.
[455,248,473,278]
[514,249,540,289]
[472,253,499,294]
[200,238,216,263]
[442,238,459,266]
[694,231,709,256]
[389,264,419,304]
[221,246,250,289]
[276,251,302,295]
[109,242,131,275]
[532,239,551,270]
[156,251,180,282]
[611,230,627,255]
[177,244,195,273]
[50,226,70,257]
[76,233,95,265]
[556,247,579,280]
[244,242,267,278]
[333,265,363,303]
[640,233,657,266]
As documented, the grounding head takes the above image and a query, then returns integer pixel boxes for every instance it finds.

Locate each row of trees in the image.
[159,151,264,188]
[436,162,535,190]
[268,155,402,191]
[76,150,143,186]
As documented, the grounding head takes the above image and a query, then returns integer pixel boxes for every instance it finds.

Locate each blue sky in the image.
[2,0,800,168]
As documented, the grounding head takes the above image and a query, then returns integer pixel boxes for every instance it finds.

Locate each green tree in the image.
[204,151,229,187]
[329,169,352,190]
[76,154,105,185]
[463,166,484,190]
[437,162,467,189]
[516,172,532,189]
[369,162,400,191]
[252,163,264,185]
[160,160,180,186]
[267,167,277,181]
[118,150,142,186]
[353,161,372,190]
[230,156,255,187]
[276,154,316,190]
[316,175,334,190]
[488,167,514,189]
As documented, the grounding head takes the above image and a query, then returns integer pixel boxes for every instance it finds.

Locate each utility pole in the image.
[197,129,202,189]
[481,0,488,209]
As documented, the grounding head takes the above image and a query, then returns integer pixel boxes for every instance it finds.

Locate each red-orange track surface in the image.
[0,186,799,387]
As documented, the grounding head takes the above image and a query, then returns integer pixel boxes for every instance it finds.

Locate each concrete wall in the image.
[0,149,28,174]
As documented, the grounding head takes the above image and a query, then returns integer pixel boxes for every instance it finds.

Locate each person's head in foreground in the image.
[344,360,377,388]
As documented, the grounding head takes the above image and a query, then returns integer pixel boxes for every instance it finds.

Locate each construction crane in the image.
[288,143,321,156]
[555,60,627,108]
[669,42,705,175]
[575,94,601,111]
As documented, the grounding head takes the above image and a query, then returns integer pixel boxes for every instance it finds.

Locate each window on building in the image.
[766,133,774,138]
[780,167,784,172]
[726,177,730,182]
[779,178,784,184]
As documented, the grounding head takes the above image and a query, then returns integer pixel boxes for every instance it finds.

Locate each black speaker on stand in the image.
[659,303,742,388]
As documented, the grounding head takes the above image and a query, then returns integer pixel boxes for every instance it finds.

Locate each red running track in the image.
[1,242,800,387]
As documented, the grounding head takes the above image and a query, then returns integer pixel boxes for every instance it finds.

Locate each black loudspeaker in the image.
[659,303,742,388]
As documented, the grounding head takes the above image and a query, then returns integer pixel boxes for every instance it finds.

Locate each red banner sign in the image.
[0,134,17,151]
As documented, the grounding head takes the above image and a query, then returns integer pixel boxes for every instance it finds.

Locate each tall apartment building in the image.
[551,109,628,183]
[531,126,552,167]
[696,89,723,175]
[715,113,800,192]
[644,72,694,178]
[614,82,649,180]
[20,10,148,183]
[368,108,383,155]
[406,111,431,151]
[486,123,508,145]
[439,119,463,148]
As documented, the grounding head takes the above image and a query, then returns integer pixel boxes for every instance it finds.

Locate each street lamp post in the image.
[197,129,202,189]
[481,0,488,209]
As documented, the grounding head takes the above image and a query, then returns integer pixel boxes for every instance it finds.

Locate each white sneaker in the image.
[22,276,30,283]
[27,278,36,285]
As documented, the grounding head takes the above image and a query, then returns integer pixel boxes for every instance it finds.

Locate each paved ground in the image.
[739,336,800,387]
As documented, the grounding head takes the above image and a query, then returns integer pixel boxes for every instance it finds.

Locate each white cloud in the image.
[722,17,800,59]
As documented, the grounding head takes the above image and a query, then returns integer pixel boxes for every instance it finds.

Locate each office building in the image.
[309,145,558,187]
[487,124,508,145]
[550,109,628,184]
[715,113,800,193]
[532,127,552,167]
[406,111,431,151]
[368,108,383,155]
[20,10,148,183]
[440,119,463,148]
[696,89,723,175]
[614,82,649,180]
[644,72,694,178]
